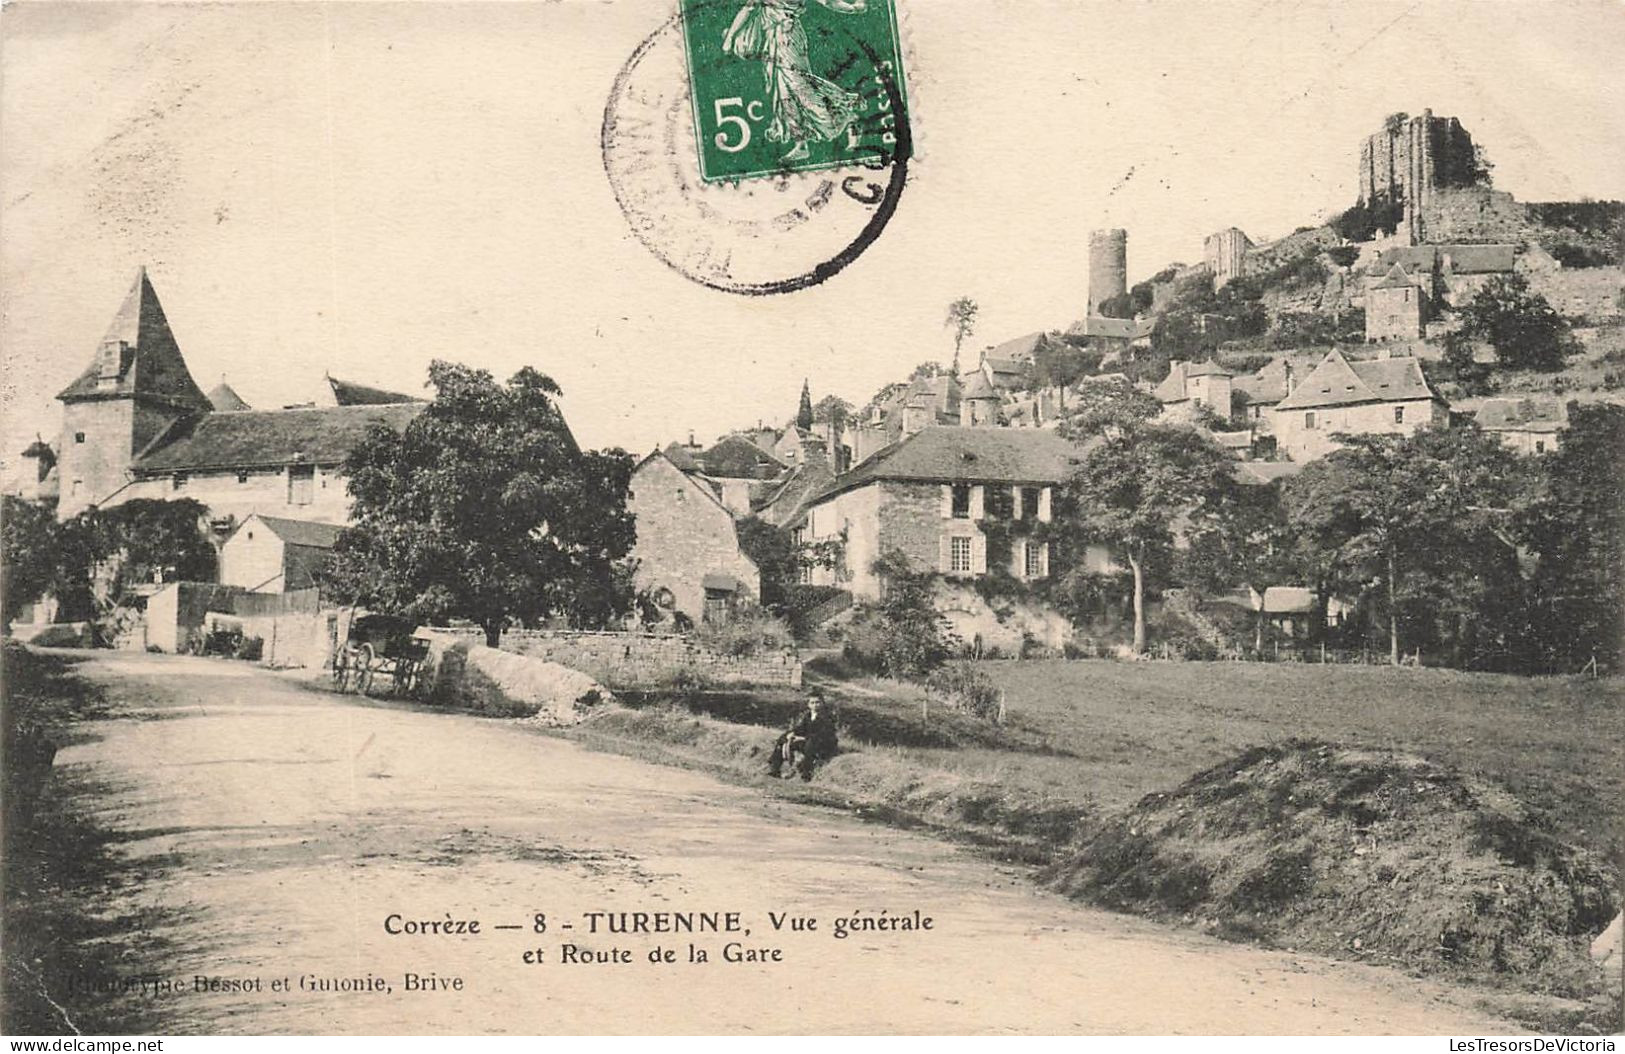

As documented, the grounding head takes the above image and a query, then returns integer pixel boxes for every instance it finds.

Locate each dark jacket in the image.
[788,708,838,758]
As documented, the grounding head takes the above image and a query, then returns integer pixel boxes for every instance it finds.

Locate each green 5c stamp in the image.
[679,0,910,183]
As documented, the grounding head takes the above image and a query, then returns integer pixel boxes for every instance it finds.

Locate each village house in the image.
[1471,395,1570,455]
[41,267,430,580]
[219,514,345,593]
[1154,360,1235,423]
[1364,263,1428,341]
[1231,357,1298,430]
[795,426,1102,601]
[627,449,760,626]
[1271,349,1448,461]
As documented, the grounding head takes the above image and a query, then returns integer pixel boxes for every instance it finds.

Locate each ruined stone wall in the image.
[1525,266,1625,319]
[1358,111,1477,206]
[1418,187,1530,245]
[496,629,802,689]
[1240,226,1342,278]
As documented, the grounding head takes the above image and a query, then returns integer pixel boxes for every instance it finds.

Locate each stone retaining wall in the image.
[494,629,802,689]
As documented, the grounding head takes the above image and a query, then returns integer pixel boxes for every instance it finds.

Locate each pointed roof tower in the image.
[56,267,211,413]
[207,380,251,412]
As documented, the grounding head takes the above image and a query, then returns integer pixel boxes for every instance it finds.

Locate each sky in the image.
[2,0,1622,461]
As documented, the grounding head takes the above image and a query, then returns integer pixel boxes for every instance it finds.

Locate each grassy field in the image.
[568,657,1622,1025]
[929,660,1625,862]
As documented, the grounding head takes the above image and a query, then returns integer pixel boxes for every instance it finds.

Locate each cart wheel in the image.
[355,643,376,696]
[332,647,352,692]
[397,662,419,698]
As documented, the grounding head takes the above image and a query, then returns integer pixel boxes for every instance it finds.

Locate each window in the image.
[1535,440,1546,454]
[951,484,971,519]
[1020,487,1041,520]
[1024,541,1044,579]
[237,471,250,484]
[1394,406,1405,424]
[74,432,86,444]
[986,485,1013,520]
[1305,412,1317,430]
[288,464,315,505]
[172,473,188,491]
[949,536,973,574]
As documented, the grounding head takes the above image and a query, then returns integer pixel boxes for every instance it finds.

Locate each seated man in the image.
[768,691,838,781]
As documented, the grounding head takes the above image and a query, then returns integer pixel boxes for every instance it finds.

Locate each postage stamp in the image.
[678,0,910,183]
[602,4,911,295]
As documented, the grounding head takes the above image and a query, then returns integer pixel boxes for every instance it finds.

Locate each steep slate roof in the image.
[1371,244,1516,277]
[327,375,423,406]
[57,268,212,412]
[985,332,1046,363]
[662,442,702,473]
[1475,396,1569,433]
[1370,263,1418,290]
[135,403,424,472]
[697,433,786,479]
[808,426,1084,506]
[1275,351,1439,411]
[960,370,997,400]
[206,382,251,411]
[239,515,345,550]
[1232,357,1296,406]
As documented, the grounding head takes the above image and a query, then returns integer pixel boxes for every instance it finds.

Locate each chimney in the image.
[688,430,696,448]
[1283,360,1295,396]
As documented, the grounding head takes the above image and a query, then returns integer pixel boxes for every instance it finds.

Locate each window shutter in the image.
[1038,486,1052,523]
[1039,542,1050,579]
[971,533,987,575]
[1011,485,1023,520]
[970,485,985,521]
[940,484,952,519]
[1011,538,1026,578]
[938,534,951,574]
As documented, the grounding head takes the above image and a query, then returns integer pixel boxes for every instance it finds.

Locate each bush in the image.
[691,603,793,657]
[841,551,957,679]
[1330,197,1405,242]
[1458,273,1577,371]
[1324,245,1360,269]
[925,662,1003,722]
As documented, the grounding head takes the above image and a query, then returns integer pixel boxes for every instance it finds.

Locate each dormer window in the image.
[96,340,130,383]
[172,473,188,491]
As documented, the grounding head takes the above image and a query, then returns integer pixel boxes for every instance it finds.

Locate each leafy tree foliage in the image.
[845,549,955,678]
[1517,404,1625,672]
[1056,376,1161,439]
[1031,340,1101,394]
[319,361,636,645]
[1181,480,1296,652]
[908,361,946,381]
[1282,428,1526,666]
[1055,425,1234,654]
[4,497,217,624]
[796,380,814,430]
[1458,273,1576,372]
[735,516,799,613]
[944,296,978,372]
[2,497,62,625]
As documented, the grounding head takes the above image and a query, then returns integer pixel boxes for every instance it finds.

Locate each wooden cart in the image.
[331,613,431,698]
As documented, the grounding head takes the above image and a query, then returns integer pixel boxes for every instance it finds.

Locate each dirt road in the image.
[33,650,1516,1035]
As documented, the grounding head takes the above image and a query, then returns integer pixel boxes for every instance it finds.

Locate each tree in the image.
[1180,480,1295,652]
[811,394,852,427]
[796,380,814,431]
[1517,404,1625,672]
[944,296,978,375]
[1031,339,1100,397]
[908,360,945,381]
[846,549,954,677]
[1282,428,1525,666]
[319,361,637,645]
[1056,376,1161,439]
[1458,273,1576,372]
[2,497,61,626]
[1055,425,1234,654]
[735,516,799,613]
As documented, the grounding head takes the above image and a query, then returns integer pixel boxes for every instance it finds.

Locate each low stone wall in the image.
[495,629,802,689]
[416,632,610,723]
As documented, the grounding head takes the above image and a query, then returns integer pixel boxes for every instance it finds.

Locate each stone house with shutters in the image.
[42,267,431,592]
[1271,349,1448,461]
[627,449,760,626]
[795,426,1087,601]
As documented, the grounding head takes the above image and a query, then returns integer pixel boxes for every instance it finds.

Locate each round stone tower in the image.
[1087,228,1128,315]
